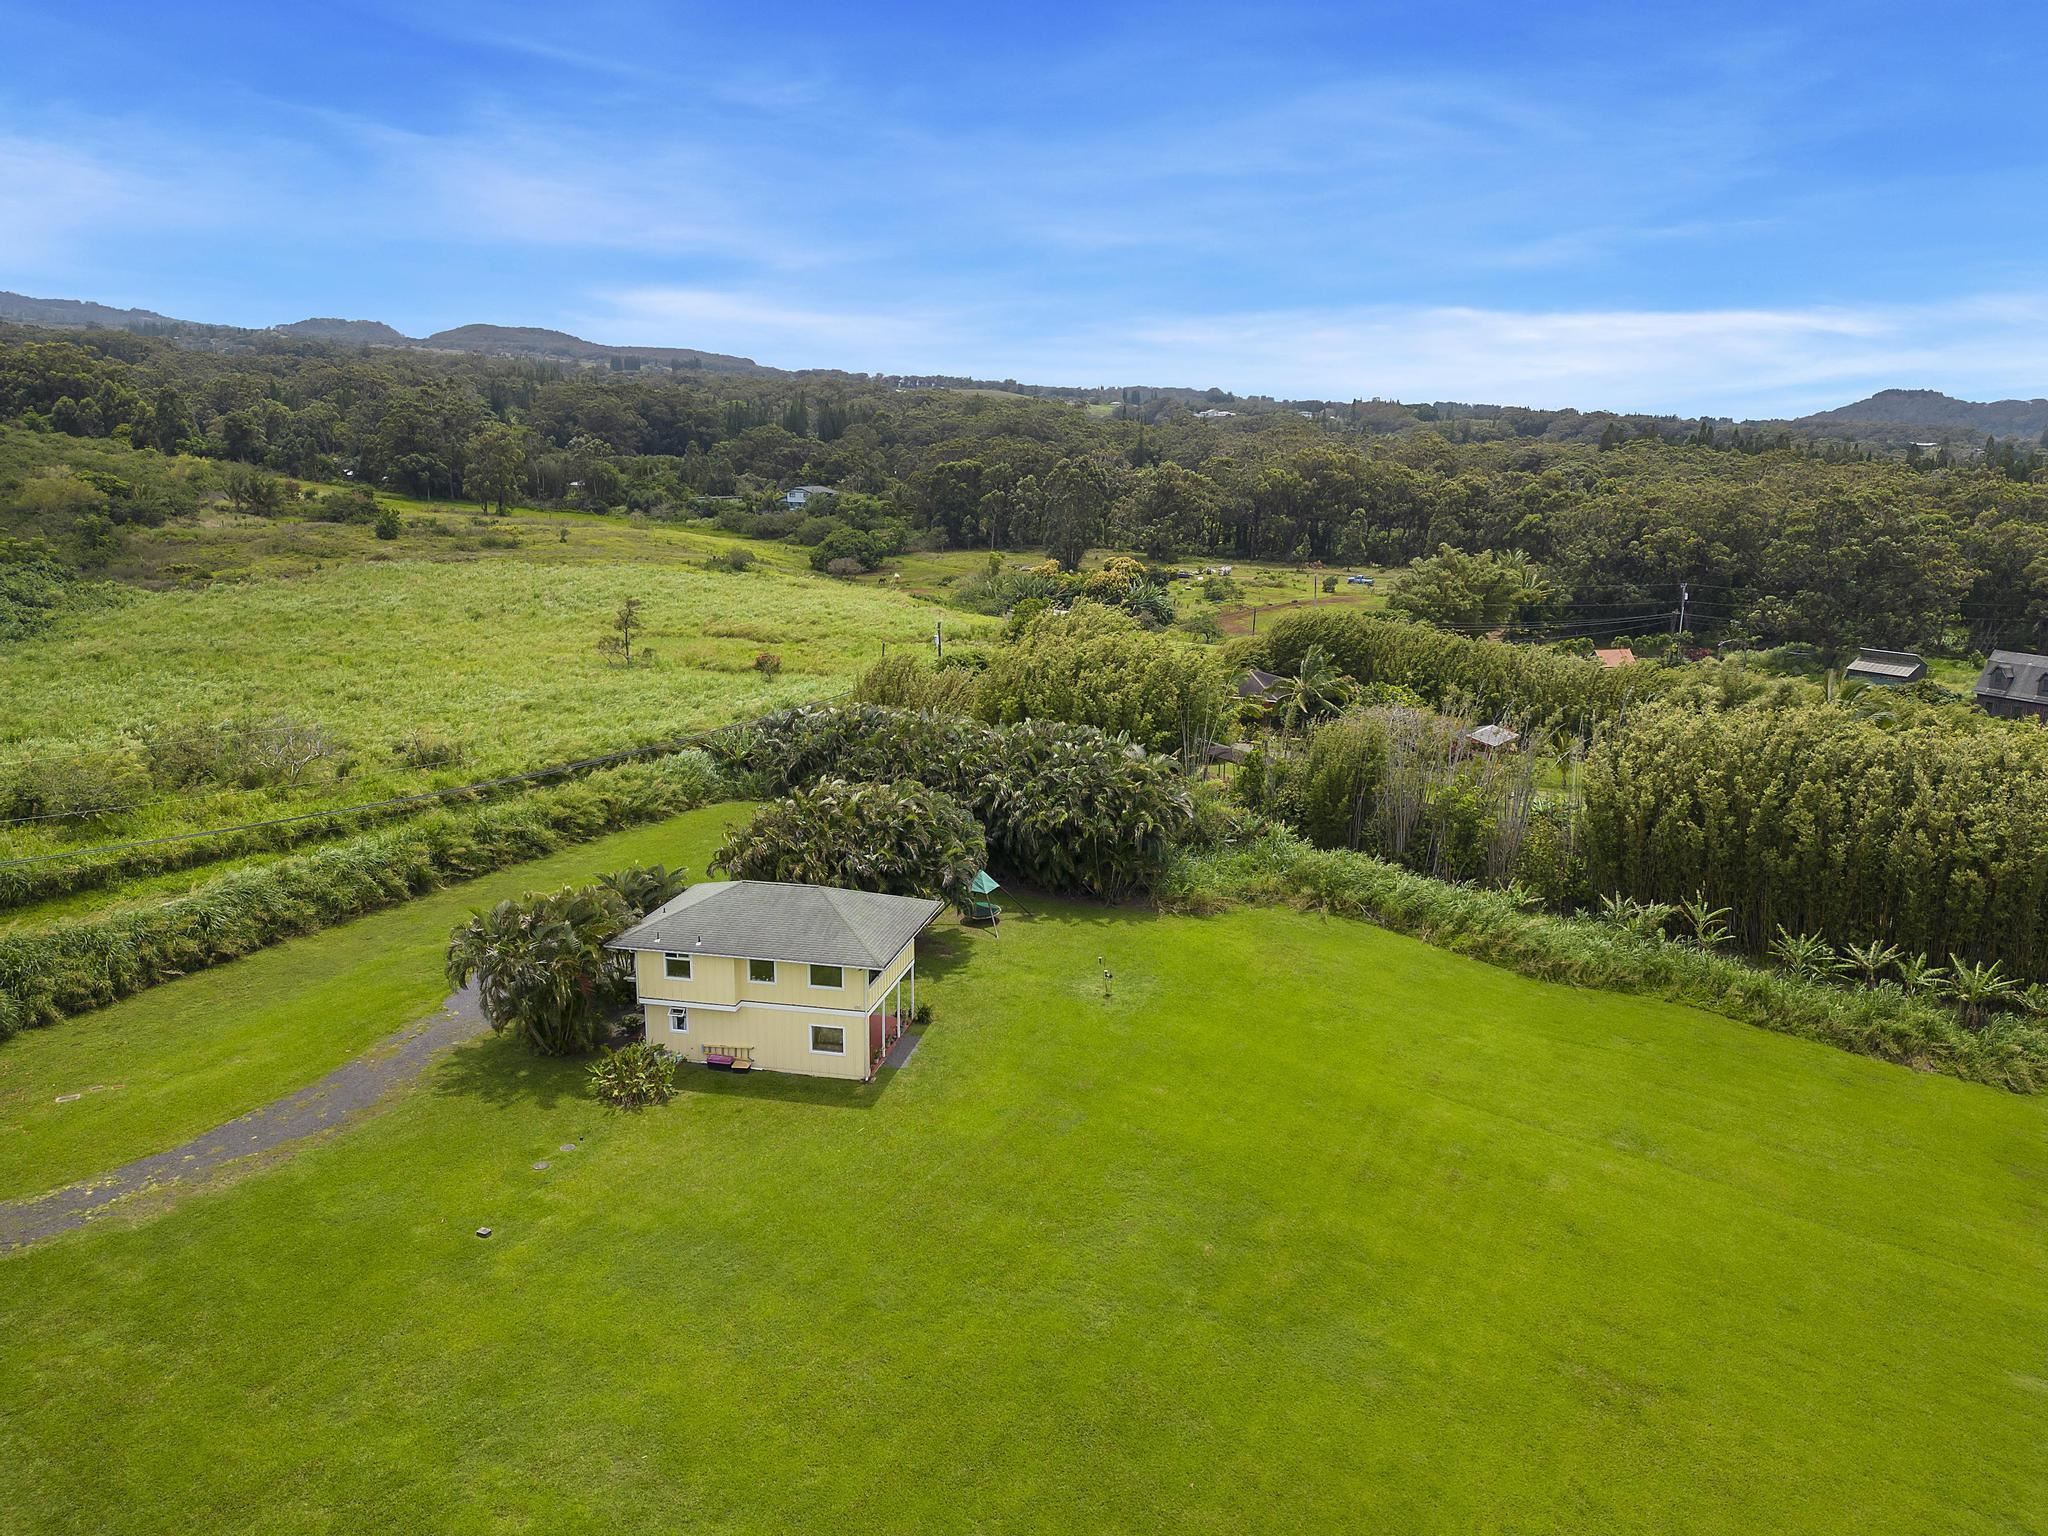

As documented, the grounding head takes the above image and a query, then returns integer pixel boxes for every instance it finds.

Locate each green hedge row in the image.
[1254,609,1677,732]
[0,751,728,1039]
[0,795,437,913]
[1160,828,2048,1094]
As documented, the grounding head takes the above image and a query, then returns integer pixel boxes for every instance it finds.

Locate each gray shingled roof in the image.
[1239,667,1284,699]
[607,881,942,969]
[1977,649,2048,702]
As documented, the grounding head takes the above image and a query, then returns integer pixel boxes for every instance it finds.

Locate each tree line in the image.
[3,322,2047,654]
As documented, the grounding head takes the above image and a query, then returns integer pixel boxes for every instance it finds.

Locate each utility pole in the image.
[1677,581,1690,636]
[933,617,943,662]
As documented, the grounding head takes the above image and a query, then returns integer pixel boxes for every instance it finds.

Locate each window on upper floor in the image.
[748,958,776,984]
[664,953,691,980]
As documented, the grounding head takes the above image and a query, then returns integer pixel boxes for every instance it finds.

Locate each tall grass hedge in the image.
[1160,827,2048,1094]
[1254,610,1676,733]
[0,751,728,1039]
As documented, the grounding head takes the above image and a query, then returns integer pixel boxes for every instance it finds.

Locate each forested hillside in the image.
[1,322,2046,656]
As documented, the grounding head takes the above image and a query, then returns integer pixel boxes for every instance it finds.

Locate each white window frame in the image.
[809,1023,847,1055]
[668,1006,689,1034]
[808,963,845,990]
[664,952,692,980]
[748,958,777,985]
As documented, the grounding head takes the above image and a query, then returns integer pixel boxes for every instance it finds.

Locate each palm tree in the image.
[1277,644,1354,735]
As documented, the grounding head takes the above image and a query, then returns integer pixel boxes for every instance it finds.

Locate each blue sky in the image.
[4,0,2046,415]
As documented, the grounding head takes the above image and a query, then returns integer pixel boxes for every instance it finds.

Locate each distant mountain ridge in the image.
[0,290,191,331]
[1793,388,2048,437]
[2,288,2043,425]
[0,290,769,376]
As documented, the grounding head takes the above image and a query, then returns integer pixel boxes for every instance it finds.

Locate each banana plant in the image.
[1841,938,1904,988]
[1893,952,1947,997]
[1945,956,2016,1031]
[1678,891,1733,951]
[1769,927,1844,982]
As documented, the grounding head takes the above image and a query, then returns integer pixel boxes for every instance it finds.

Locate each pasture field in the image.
[0,550,983,869]
[850,543,1391,626]
[1,883,2042,1532]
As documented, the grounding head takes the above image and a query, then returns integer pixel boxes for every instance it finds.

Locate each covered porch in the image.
[866,962,918,1078]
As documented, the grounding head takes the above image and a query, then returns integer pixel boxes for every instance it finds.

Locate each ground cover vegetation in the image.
[2,897,2044,1533]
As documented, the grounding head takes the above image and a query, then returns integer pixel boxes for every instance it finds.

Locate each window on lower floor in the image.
[748,958,776,984]
[668,1007,688,1033]
[809,963,843,989]
[664,952,691,980]
[810,1023,846,1055]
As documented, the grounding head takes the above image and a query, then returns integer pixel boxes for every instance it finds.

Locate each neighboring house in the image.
[1594,647,1636,668]
[1843,648,1927,687]
[607,881,942,1082]
[1193,408,1237,420]
[782,484,835,508]
[1974,649,2048,722]
[1459,724,1520,755]
[1239,667,1285,704]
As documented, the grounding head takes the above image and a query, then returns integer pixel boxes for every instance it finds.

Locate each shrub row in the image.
[1254,609,1677,733]
[1159,827,2048,1094]
[710,704,1191,900]
[0,793,437,913]
[0,751,728,1039]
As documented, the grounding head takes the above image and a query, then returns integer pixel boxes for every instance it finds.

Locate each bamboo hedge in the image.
[1583,704,2048,981]
[0,751,728,1039]
[1160,828,2048,1093]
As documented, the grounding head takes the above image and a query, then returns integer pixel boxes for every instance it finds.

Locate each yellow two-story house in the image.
[607,880,943,1081]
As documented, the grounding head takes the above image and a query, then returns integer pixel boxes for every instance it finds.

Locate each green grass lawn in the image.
[3,892,2045,1532]
[0,802,754,1201]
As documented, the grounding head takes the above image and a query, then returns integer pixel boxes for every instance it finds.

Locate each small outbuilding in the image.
[1843,648,1927,687]
[607,881,942,1082]
[1239,667,1285,703]
[1459,723,1521,756]
[1594,647,1636,669]
[1975,650,2048,722]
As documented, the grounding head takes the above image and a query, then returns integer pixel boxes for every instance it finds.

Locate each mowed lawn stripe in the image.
[0,802,756,1202]
[1,903,2044,1533]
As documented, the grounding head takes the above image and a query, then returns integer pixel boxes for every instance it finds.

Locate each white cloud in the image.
[580,286,2048,416]
[578,285,958,364]
[0,135,199,270]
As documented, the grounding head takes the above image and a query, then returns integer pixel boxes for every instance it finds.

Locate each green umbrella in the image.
[969,869,1001,896]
